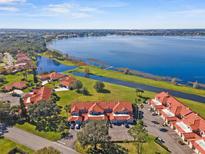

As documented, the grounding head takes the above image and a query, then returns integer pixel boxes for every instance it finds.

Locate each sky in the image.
[0,0,205,29]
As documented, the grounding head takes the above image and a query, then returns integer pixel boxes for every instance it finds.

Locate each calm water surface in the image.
[48,36,205,83]
[36,56,76,74]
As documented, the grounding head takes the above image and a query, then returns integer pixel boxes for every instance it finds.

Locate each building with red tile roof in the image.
[3,81,27,92]
[68,101,134,125]
[59,76,76,89]
[23,86,52,107]
[39,72,66,81]
[149,92,205,154]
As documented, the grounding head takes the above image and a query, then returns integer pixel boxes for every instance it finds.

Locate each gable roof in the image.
[39,72,65,81]
[24,86,52,105]
[4,81,27,91]
[60,76,76,87]
[70,101,133,114]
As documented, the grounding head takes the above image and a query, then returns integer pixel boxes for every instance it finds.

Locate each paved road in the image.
[73,72,205,103]
[142,104,193,154]
[4,127,78,154]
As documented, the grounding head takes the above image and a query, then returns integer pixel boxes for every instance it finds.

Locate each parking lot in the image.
[142,104,193,154]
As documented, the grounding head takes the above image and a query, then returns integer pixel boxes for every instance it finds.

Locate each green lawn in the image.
[119,136,169,154]
[75,66,205,97]
[16,123,61,141]
[0,138,34,154]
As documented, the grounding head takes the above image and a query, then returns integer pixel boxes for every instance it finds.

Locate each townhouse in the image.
[68,101,134,125]
[149,92,205,154]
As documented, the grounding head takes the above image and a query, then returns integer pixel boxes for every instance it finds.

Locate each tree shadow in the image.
[100,89,111,94]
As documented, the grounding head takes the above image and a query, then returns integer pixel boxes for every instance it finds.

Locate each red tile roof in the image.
[70,101,132,113]
[60,76,76,87]
[69,101,133,122]
[192,139,205,154]
[23,86,52,105]
[4,81,27,91]
[39,72,65,81]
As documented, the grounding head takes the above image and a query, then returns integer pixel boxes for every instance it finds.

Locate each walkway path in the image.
[4,127,78,154]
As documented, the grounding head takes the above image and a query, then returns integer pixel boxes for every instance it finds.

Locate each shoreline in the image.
[46,42,204,89]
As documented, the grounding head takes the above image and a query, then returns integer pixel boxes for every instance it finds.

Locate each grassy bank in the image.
[16,123,61,141]
[76,66,205,97]
[0,138,34,154]
[38,51,76,66]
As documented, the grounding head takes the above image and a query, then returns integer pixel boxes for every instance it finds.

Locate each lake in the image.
[36,56,76,74]
[47,35,205,83]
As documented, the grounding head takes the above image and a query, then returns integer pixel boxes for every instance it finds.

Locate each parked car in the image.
[70,124,75,129]
[159,128,168,132]
[151,121,160,125]
[156,137,165,144]
[75,124,81,129]
[178,140,186,145]
[125,124,130,128]
[152,113,158,116]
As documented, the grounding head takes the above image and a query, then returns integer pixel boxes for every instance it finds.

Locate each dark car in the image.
[152,113,158,116]
[70,124,75,129]
[125,124,130,128]
[159,128,168,132]
[151,121,160,125]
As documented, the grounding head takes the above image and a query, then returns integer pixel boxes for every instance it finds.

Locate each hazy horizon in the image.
[0,0,205,29]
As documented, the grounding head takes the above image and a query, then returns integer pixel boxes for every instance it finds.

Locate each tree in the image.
[33,68,38,83]
[77,121,110,150]
[34,147,60,154]
[94,81,105,93]
[128,121,148,154]
[136,89,144,98]
[64,104,71,113]
[27,100,64,131]
[72,80,83,92]
[80,87,89,95]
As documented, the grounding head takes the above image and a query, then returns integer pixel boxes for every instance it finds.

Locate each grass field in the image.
[119,136,169,154]
[0,138,34,154]
[76,66,205,97]
[16,123,61,141]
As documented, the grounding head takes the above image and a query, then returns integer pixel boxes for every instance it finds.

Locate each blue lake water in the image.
[47,36,205,83]
[36,56,76,74]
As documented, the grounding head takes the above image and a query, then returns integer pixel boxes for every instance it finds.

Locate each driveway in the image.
[4,127,79,154]
[142,104,193,154]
